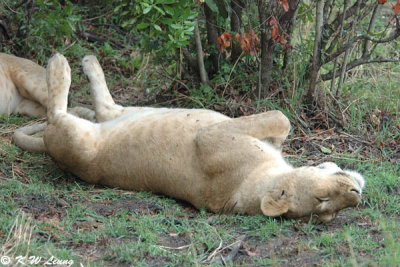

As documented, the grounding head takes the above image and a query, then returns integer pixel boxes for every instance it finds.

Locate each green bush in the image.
[113,0,197,57]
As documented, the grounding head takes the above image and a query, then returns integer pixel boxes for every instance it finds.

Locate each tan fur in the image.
[44,54,365,222]
[0,53,48,117]
[0,53,95,152]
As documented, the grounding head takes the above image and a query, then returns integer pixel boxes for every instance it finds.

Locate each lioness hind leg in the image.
[46,53,71,122]
[201,110,290,146]
[82,55,124,122]
[10,55,49,108]
[45,54,100,174]
[195,110,290,174]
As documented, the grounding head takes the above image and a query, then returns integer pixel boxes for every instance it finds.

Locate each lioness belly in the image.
[92,109,228,202]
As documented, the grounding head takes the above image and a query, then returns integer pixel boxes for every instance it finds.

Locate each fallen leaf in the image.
[319,145,332,154]
[246,251,259,256]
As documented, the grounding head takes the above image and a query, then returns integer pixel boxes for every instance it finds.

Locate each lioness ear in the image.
[260,194,289,217]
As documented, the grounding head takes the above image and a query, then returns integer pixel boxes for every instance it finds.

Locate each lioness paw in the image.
[47,53,71,89]
[82,55,102,77]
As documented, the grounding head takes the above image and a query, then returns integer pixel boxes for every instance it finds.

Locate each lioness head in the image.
[261,162,365,222]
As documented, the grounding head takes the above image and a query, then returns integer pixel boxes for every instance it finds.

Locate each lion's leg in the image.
[46,54,71,123]
[15,99,46,117]
[81,55,125,122]
[10,56,49,108]
[67,106,96,122]
[45,54,99,167]
[195,110,291,176]
[201,110,290,147]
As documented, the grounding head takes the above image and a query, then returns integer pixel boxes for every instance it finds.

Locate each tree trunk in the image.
[258,0,300,99]
[204,4,219,73]
[304,0,325,106]
[230,0,244,62]
[257,1,274,98]
[194,21,209,84]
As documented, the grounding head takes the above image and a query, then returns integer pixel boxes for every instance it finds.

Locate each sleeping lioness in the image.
[42,53,364,222]
[0,53,48,117]
[0,53,94,152]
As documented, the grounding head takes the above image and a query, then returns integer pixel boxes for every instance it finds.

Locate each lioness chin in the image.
[42,53,364,222]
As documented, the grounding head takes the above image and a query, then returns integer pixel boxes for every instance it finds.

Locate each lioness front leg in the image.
[82,55,152,122]
[81,55,125,122]
[44,54,100,181]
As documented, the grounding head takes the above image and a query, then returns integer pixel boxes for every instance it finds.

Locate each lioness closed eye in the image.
[43,53,365,222]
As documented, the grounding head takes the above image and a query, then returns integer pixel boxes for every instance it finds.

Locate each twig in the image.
[323,25,400,65]
[322,56,400,81]
[222,235,246,263]
[158,244,191,250]
[2,0,24,14]
[330,0,347,94]
[205,226,223,262]
[338,131,372,145]
[81,12,113,22]
[362,3,381,57]
[156,70,190,91]
[336,0,361,97]
[222,51,244,96]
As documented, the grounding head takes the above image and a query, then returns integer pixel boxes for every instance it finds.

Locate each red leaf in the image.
[236,30,260,55]
[235,33,241,41]
[245,29,260,55]
[278,35,287,45]
[392,1,400,15]
[283,44,293,51]
[282,0,289,11]
[271,24,279,40]
[240,37,250,53]
[269,17,277,26]
[378,0,387,4]
[269,18,279,40]
[217,32,232,52]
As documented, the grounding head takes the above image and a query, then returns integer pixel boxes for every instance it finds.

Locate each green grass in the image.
[1,116,399,266]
